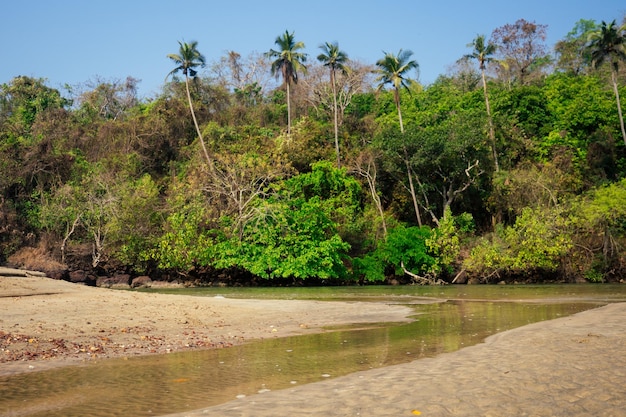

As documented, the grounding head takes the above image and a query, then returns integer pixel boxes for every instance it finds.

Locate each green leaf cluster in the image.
[464,207,572,281]
[354,224,436,282]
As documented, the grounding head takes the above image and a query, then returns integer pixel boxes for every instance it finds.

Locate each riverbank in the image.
[2,273,625,416]
[0,273,413,376]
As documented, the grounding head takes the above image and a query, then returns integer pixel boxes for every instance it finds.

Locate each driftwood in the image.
[0,267,47,278]
[400,261,446,285]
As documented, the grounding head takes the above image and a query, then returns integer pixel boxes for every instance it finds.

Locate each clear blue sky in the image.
[2,0,625,98]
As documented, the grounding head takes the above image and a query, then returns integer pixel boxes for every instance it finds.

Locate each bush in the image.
[353,225,437,282]
[464,207,571,282]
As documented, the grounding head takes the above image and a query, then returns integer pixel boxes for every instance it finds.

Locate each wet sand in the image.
[167,302,626,417]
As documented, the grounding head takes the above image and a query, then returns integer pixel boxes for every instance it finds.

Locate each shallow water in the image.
[1,284,625,417]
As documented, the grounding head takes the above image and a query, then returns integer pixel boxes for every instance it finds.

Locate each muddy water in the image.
[1,285,625,417]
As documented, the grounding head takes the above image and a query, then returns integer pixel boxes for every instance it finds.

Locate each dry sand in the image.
[2,270,626,416]
[0,272,412,376]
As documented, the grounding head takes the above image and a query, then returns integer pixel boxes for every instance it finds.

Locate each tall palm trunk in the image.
[482,69,499,172]
[611,69,626,146]
[395,88,404,134]
[185,75,212,168]
[286,81,292,135]
[331,68,341,167]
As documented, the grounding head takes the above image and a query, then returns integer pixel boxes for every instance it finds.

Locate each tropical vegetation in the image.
[1,17,626,286]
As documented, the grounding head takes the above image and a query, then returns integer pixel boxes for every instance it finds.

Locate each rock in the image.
[131,276,152,288]
[113,273,131,285]
[68,270,87,283]
[46,269,68,281]
[67,270,97,286]
[96,274,131,288]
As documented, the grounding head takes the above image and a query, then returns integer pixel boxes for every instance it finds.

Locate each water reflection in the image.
[0,297,605,417]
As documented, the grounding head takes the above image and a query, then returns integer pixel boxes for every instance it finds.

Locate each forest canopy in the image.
[2,17,626,285]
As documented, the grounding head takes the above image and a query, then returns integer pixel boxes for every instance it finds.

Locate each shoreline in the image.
[2,273,626,416]
[0,275,414,377]
[167,301,626,416]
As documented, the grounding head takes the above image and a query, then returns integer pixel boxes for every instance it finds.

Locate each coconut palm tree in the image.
[318,41,349,167]
[465,34,499,171]
[166,40,212,167]
[588,20,626,145]
[375,50,422,226]
[374,49,418,133]
[266,30,308,134]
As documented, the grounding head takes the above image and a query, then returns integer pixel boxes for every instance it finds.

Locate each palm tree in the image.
[318,41,349,167]
[375,49,422,226]
[266,30,308,134]
[374,49,418,133]
[465,34,499,171]
[166,40,212,167]
[588,20,626,145]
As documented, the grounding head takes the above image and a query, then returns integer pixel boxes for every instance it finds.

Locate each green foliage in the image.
[5,28,626,284]
[151,184,215,272]
[494,85,553,142]
[575,178,626,229]
[215,197,349,280]
[285,160,362,232]
[464,207,572,281]
[213,162,358,280]
[426,207,474,275]
[107,174,161,272]
[0,76,69,136]
[567,178,626,281]
[541,73,615,162]
[353,225,437,282]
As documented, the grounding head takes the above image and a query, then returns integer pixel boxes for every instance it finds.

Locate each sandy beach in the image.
[0,272,413,377]
[2,271,626,416]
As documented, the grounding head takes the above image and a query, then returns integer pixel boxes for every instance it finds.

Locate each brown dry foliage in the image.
[7,243,67,273]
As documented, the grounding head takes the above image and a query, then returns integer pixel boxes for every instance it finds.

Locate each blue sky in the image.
[2,0,625,98]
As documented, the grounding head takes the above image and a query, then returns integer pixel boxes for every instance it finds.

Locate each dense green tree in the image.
[464,206,572,282]
[0,76,69,136]
[213,162,356,280]
[406,110,488,221]
[317,41,349,167]
[542,72,616,175]
[353,224,438,283]
[587,20,626,145]
[569,178,626,281]
[266,30,308,135]
[166,40,212,166]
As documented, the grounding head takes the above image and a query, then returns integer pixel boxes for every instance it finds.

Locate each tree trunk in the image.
[353,155,387,238]
[286,81,292,135]
[482,69,499,172]
[331,68,340,167]
[395,88,404,134]
[185,76,212,167]
[405,158,423,227]
[612,70,626,146]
